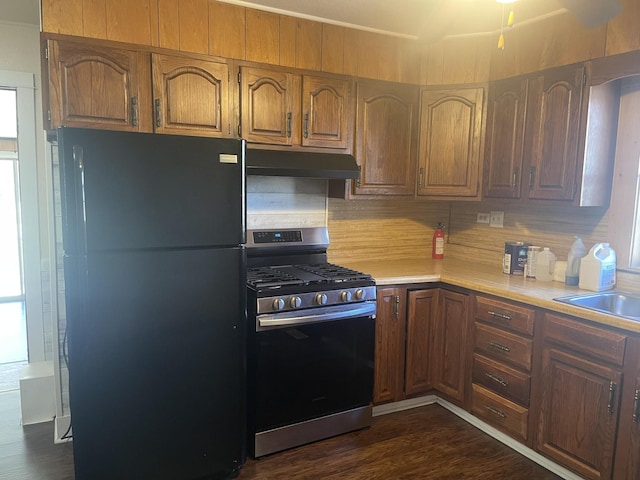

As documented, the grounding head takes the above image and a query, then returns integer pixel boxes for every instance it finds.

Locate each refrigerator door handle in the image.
[73,144,89,252]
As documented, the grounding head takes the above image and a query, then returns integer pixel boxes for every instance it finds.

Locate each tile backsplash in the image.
[247,176,327,229]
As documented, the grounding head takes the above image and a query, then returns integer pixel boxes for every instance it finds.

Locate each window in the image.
[609,76,640,272]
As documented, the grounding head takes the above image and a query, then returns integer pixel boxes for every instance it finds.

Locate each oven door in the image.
[251,302,375,434]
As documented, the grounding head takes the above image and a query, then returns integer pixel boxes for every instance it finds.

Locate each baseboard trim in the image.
[54,414,72,444]
[375,395,584,480]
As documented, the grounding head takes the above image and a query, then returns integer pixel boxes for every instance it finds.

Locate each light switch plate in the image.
[490,211,504,228]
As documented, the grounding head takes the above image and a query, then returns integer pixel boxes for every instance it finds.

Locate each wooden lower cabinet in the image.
[405,289,437,396]
[471,383,528,443]
[432,289,470,405]
[537,313,627,480]
[373,287,407,404]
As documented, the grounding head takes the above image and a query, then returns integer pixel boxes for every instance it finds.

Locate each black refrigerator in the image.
[57,127,246,480]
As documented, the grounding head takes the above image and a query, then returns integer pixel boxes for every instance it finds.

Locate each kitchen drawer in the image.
[474,322,533,371]
[474,295,535,336]
[472,353,531,406]
[544,312,626,367]
[471,383,528,443]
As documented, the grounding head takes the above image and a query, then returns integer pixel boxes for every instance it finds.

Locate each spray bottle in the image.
[432,222,445,259]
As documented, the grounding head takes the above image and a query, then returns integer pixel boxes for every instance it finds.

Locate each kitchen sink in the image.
[554,291,640,321]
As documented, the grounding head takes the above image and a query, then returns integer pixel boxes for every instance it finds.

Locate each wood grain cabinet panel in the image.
[45,39,151,132]
[354,81,419,196]
[525,65,585,201]
[483,77,528,199]
[474,295,535,336]
[432,289,470,405]
[474,322,533,372]
[301,75,352,149]
[151,53,231,137]
[373,287,406,404]
[472,353,531,407]
[417,87,485,199]
[471,383,529,443]
[405,289,437,396]
[537,346,621,480]
[240,66,300,145]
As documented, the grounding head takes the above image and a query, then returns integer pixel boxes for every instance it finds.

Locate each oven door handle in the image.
[256,302,376,331]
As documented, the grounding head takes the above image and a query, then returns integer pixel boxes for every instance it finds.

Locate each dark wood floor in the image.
[0,390,561,479]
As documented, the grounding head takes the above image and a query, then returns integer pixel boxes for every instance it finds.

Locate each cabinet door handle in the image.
[286,112,292,138]
[154,98,162,128]
[303,113,309,138]
[528,166,536,189]
[608,381,617,414]
[633,389,640,423]
[485,405,507,419]
[130,96,139,127]
[393,295,400,319]
[488,341,510,353]
[419,167,424,189]
[487,310,512,321]
[485,372,509,387]
[512,167,519,190]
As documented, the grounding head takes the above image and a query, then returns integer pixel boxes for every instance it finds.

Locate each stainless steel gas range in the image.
[246,227,376,458]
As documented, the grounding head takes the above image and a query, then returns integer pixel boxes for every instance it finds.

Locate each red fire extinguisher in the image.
[432,222,445,259]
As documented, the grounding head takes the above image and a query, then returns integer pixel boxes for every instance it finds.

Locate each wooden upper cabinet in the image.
[240,66,300,146]
[525,65,585,201]
[45,39,151,132]
[417,87,485,199]
[483,78,528,199]
[301,75,352,149]
[151,53,231,137]
[354,81,419,196]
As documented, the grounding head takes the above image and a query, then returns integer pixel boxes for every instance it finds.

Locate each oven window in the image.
[253,316,374,432]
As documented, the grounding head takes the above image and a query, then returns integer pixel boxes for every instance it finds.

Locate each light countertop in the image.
[340,256,640,335]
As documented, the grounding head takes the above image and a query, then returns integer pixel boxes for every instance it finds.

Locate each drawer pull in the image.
[485,405,507,419]
[485,372,509,387]
[633,389,640,423]
[487,310,512,321]
[608,381,617,414]
[489,341,511,352]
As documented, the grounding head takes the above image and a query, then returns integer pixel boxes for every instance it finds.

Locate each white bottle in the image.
[579,243,616,291]
[535,247,556,282]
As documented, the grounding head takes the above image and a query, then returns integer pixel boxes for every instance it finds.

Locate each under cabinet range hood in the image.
[245,149,360,180]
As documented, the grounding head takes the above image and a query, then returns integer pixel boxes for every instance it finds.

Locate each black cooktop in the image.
[247,263,373,289]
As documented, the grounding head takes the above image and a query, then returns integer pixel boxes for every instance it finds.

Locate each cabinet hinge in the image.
[583,72,587,86]
[237,71,241,84]
[44,47,49,60]
[238,123,241,137]
[47,110,51,122]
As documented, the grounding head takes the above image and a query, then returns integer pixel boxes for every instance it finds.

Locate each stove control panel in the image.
[257,286,377,314]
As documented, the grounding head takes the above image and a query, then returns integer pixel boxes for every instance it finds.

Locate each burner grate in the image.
[297,263,373,282]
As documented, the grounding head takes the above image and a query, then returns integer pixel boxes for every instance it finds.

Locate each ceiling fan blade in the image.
[558,0,622,28]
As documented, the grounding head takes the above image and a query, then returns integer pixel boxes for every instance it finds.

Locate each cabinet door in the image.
[46,39,151,132]
[432,289,469,405]
[354,82,419,196]
[301,75,352,149]
[240,66,300,146]
[405,289,437,396]
[373,287,406,404]
[151,54,231,137]
[537,346,621,480]
[417,87,484,198]
[525,66,584,201]
[483,78,528,199]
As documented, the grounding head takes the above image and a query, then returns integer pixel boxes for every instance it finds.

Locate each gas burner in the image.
[246,267,305,288]
[297,263,374,283]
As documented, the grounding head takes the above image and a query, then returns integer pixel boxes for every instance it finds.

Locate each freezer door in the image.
[57,127,245,254]
[66,247,246,480]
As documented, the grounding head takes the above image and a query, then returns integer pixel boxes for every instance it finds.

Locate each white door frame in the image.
[0,69,45,363]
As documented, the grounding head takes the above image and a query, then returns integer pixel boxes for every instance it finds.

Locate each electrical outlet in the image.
[490,211,504,228]
[477,213,490,224]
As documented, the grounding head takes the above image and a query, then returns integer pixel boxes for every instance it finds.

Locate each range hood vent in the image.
[246,149,360,180]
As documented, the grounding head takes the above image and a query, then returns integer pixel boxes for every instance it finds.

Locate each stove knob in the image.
[272,298,285,311]
[355,289,367,300]
[340,291,353,302]
[315,293,328,305]
[289,296,302,308]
